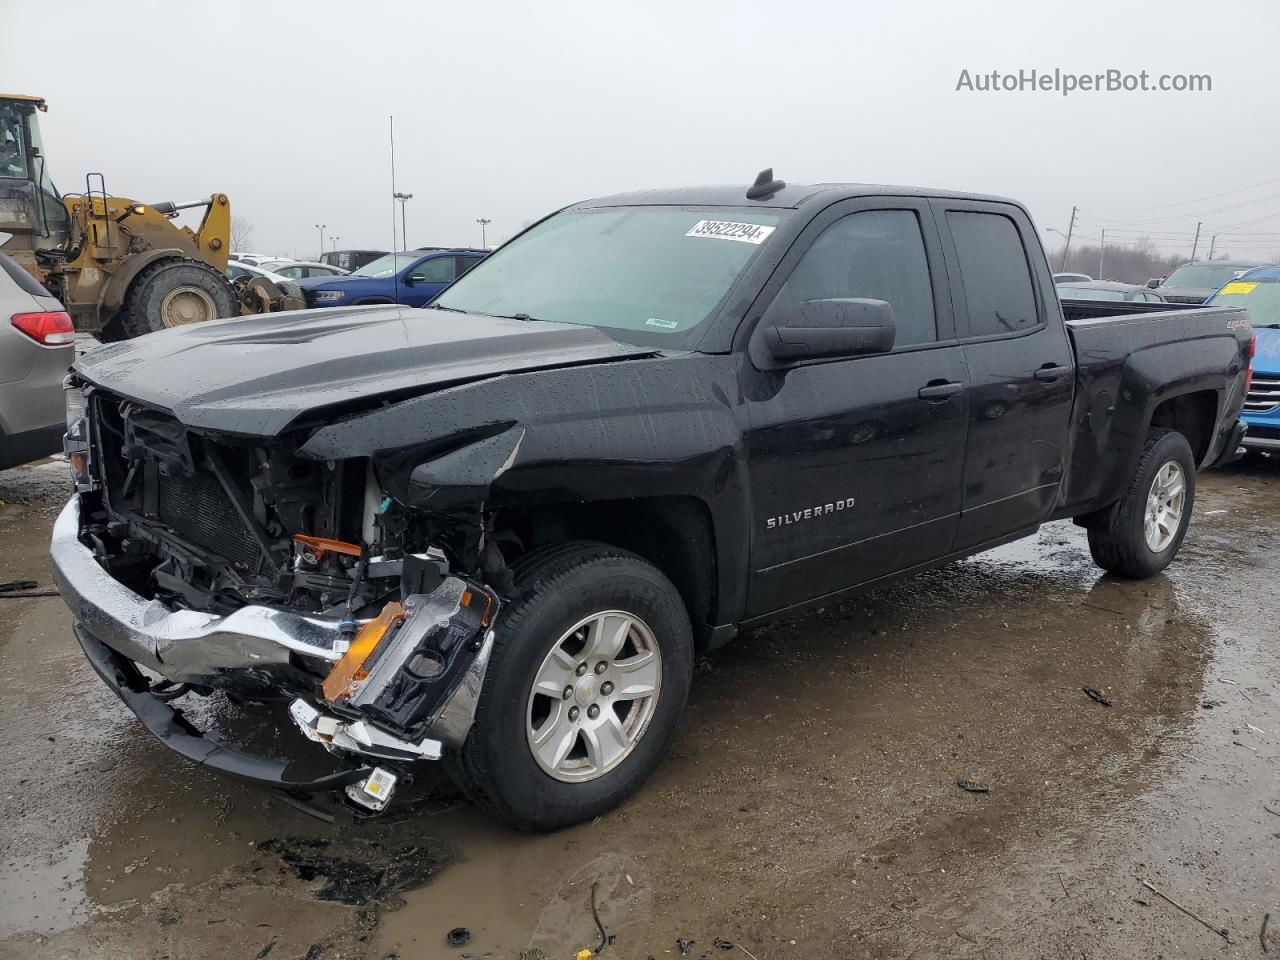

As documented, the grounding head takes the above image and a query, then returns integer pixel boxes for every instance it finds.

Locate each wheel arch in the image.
[493,495,719,650]
[1148,389,1219,467]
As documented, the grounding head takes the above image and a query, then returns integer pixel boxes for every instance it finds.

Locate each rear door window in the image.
[946,211,1039,337]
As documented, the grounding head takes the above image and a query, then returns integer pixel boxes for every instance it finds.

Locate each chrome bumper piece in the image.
[49,497,346,684]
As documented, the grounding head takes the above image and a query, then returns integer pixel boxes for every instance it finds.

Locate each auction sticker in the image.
[1219,281,1259,296]
[686,220,775,244]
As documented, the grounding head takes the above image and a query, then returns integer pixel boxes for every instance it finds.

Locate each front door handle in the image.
[917,380,964,401]
[1034,363,1071,382]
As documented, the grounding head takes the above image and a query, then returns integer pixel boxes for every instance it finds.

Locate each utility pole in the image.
[1098,229,1105,279]
[1060,206,1078,271]
[1190,221,1202,261]
[475,218,491,248]
[314,223,326,258]
[393,193,413,249]
[1207,234,1217,260]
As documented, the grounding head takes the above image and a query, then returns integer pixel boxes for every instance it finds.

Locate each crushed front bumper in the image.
[75,624,373,792]
[50,498,348,685]
[52,496,497,801]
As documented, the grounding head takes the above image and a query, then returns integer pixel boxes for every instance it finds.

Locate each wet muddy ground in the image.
[2,456,1278,959]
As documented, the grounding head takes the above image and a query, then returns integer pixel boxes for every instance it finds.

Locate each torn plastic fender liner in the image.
[323,576,498,743]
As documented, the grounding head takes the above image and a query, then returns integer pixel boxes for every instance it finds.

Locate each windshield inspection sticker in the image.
[1219,281,1259,296]
[686,219,776,244]
[645,317,679,329]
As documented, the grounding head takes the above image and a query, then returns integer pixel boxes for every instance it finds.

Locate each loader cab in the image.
[0,95,69,246]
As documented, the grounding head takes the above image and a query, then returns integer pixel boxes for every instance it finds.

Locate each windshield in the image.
[434,206,782,341]
[1058,286,1125,301]
[1163,263,1254,289]
[352,253,416,278]
[1209,278,1280,326]
[0,102,33,179]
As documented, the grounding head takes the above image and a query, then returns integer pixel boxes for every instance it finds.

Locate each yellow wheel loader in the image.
[0,94,301,340]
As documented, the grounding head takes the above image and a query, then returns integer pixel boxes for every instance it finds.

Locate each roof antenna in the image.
[746,167,786,200]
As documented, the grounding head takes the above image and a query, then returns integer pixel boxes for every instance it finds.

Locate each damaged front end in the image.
[53,382,502,814]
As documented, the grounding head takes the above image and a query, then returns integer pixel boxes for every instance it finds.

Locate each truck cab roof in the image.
[578,181,1024,212]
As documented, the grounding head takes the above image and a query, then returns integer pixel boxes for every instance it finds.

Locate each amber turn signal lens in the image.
[322,602,405,703]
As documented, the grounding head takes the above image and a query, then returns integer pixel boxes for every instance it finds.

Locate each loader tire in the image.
[1087,428,1196,579]
[105,258,238,340]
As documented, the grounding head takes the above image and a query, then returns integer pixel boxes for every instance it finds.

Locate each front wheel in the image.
[447,542,693,831]
[1087,428,1196,579]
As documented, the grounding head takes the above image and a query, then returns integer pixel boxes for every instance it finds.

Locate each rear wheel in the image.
[447,542,694,831]
[1087,428,1196,579]
[104,258,238,340]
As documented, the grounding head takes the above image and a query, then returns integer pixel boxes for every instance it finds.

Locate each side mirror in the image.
[754,298,897,367]
[403,274,418,286]
[1146,277,1162,289]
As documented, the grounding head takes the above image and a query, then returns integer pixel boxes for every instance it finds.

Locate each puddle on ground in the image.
[0,839,93,937]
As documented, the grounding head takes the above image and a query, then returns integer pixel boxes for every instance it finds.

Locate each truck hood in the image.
[74,305,657,436]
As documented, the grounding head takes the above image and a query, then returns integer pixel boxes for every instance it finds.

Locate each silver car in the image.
[0,252,74,468]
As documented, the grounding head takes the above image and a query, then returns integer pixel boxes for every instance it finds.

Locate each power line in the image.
[1086,173,1280,214]
[1077,191,1280,227]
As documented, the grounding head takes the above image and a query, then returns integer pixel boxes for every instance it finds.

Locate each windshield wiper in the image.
[494,313,543,322]
[425,303,467,313]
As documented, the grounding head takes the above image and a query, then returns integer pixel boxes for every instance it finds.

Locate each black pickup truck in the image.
[53,173,1253,830]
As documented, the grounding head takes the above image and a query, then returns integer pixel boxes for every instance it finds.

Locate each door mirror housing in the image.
[1146,277,1163,289]
[754,298,897,368]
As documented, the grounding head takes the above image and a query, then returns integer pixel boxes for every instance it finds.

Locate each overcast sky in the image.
[4,0,1278,260]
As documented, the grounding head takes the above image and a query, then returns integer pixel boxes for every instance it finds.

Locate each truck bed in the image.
[1055,303,1251,519]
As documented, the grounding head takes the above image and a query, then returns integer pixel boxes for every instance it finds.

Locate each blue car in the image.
[1207,265,1280,456]
[296,248,487,308]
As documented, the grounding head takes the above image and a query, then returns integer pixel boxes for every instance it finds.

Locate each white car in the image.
[224,261,295,285]
[255,260,351,279]
[228,252,283,267]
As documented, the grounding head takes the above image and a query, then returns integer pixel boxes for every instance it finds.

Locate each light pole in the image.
[331,236,341,252]
[314,223,326,258]
[476,218,491,249]
[393,193,413,249]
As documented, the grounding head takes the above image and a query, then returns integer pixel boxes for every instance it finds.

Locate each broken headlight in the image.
[63,376,94,490]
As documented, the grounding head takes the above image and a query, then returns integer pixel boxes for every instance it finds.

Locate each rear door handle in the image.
[1034,364,1072,382]
[917,380,964,401]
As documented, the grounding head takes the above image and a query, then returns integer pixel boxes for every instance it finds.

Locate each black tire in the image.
[1087,429,1196,579]
[105,258,238,340]
[447,542,694,831]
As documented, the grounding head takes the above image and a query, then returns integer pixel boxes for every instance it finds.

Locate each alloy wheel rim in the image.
[1144,461,1185,552]
[160,285,217,327]
[525,610,662,783]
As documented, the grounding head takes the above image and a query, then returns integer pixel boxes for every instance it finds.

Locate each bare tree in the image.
[1047,236,1185,284]
[231,216,254,252]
